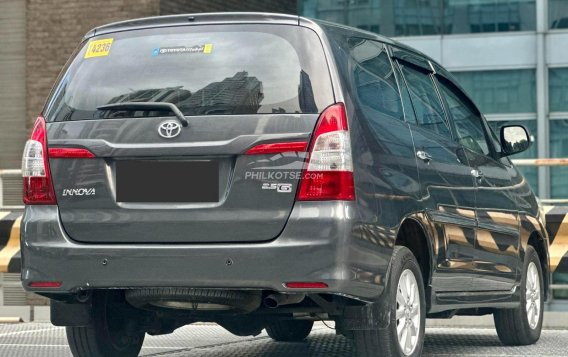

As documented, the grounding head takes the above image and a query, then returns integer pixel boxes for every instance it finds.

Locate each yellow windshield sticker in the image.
[84,38,113,58]
[203,43,213,54]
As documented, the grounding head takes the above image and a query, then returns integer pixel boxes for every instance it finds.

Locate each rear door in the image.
[394,51,478,292]
[44,24,334,243]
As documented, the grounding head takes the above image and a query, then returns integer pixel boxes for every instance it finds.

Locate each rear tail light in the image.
[297,103,355,201]
[22,116,57,205]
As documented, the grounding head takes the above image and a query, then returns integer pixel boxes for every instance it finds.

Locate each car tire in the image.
[353,246,426,357]
[265,320,314,342]
[494,245,544,346]
[66,291,145,357]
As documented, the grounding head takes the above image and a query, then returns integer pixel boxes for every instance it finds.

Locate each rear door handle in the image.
[471,169,484,179]
[416,150,432,163]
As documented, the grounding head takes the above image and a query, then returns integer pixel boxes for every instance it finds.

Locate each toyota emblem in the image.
[158,120,182,139]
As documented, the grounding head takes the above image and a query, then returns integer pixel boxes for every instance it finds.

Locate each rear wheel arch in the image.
[395,218,433,294]
[527,231,550,300]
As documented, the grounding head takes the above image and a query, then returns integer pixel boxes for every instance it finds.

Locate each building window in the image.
[299,0,536,37]
[487,120,537,192]
[550,120,568,198]
[549,0,568,29]
[394,0,443,36]
[451,69,536,114]
[300,0,443,37]
[444,0,536,34]
[549,69,568,198]
[549,68,568,112]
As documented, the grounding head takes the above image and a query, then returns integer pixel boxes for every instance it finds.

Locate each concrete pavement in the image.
[0,322,566,356]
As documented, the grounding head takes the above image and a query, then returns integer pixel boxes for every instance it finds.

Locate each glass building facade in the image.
[300,0,568,199]
[301,0,537,37]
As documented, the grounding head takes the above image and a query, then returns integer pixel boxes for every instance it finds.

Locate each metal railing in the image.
[512,158,568,204]
[513,158,568,167]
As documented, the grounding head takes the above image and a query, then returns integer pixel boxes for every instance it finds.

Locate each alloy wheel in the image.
[396,269,421,355]
[526,262,541,329]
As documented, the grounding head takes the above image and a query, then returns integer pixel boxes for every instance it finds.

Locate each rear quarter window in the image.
[348,38,405,123]
[44,25,334,121]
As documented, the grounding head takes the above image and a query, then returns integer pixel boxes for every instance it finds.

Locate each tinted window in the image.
[437,78,490,156]
[44,25,333,122]
[399,63,450,138]
[350,39,404,123]
[397,68,418,124]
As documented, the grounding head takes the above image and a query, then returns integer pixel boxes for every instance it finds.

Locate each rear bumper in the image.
[21,203,389,301]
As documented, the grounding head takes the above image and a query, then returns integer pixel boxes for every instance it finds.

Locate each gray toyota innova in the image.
[21,12,550,357]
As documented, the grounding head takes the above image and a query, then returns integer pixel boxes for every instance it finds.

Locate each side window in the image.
[437,78,491,156]
[399,63,451,138]
[393,62,418,124]
[349,38,405,123]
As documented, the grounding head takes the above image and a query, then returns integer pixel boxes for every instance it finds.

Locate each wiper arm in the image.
[97,102,189,127]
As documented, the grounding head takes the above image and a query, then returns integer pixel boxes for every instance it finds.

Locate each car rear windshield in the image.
[44,24,334,122]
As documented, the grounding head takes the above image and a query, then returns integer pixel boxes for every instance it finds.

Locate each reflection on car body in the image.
[20,12,549,357]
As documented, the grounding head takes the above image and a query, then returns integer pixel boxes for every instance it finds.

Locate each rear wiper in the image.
[97,102,189,127]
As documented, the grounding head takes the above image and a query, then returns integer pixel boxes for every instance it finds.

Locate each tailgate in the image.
[48,114,318,243]
[43,23,333,243]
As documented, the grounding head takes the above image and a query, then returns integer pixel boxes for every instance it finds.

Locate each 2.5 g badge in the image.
[261,183,293,193]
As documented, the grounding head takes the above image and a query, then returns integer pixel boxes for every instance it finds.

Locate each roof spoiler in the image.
[84,12,301,39]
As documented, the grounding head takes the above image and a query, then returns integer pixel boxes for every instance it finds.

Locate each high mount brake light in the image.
[297,103,355,201]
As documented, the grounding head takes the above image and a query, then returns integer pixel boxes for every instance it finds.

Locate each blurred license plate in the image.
[116,160,219,203]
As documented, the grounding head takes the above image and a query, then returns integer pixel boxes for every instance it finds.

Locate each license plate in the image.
[116,160,219,203]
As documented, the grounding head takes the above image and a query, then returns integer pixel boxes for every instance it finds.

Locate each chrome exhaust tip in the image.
[263,293,306,309]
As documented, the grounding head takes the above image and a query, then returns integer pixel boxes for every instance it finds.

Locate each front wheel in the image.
[494,245,544,346]
[66,291,145,357]
[353,246,426,357]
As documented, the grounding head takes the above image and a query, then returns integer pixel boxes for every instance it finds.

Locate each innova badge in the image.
[158,120,182,139]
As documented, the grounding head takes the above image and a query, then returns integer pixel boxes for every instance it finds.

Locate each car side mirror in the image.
[500,125,531,157]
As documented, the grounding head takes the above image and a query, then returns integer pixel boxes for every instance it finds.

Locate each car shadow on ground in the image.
[141,328,542,356]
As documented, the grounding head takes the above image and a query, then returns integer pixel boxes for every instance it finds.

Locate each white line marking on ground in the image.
[142,346,194,349]
[0,344,182,349]
[0,343,69,347]
[0,327,60,337]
